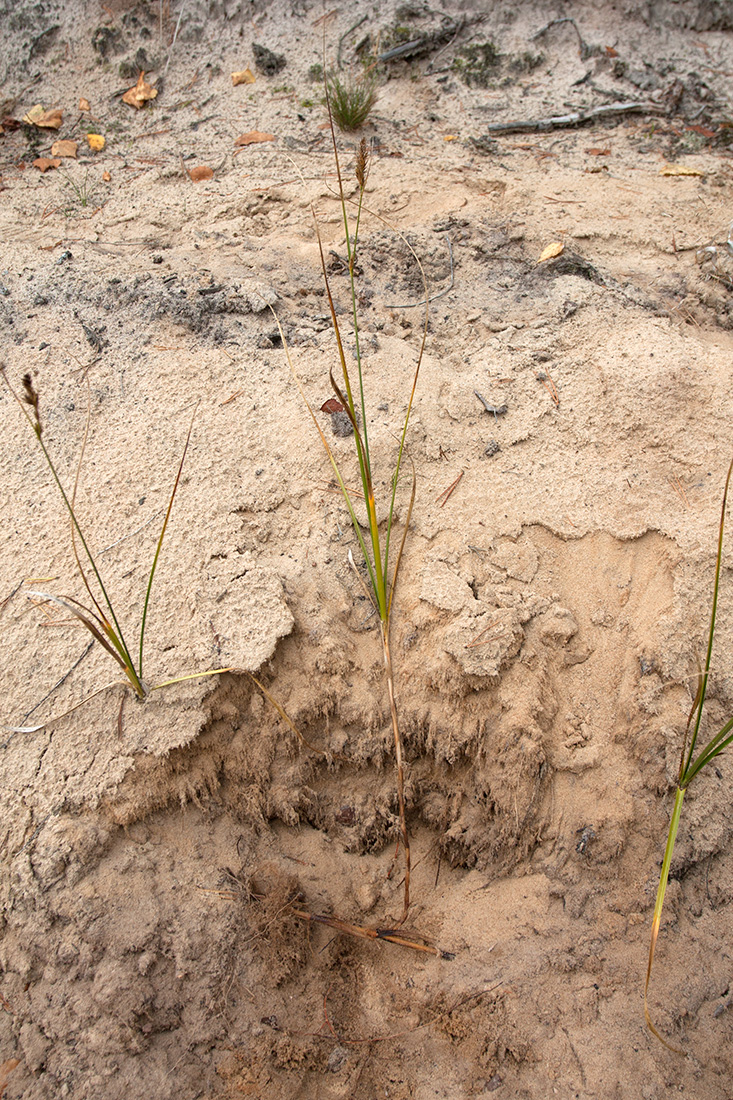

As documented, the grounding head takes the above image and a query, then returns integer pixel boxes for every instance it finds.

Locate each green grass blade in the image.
[268,308,379,599]
[329,370,386,617]
[69,373,115,628]
[682,455,733,780]
[28,410,135,662]
[386,460,416,624]
[645,784,686,1054]
[683,719,733,785]
[138,403,198,683]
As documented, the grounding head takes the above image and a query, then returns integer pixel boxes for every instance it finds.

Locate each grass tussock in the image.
[2,366,233,731]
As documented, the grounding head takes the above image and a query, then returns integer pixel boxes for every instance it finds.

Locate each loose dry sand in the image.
[1,0,733,1097]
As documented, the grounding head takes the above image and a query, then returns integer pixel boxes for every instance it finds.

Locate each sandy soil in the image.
[2,0,733,1096]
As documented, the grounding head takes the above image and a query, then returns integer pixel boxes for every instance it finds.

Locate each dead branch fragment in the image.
[474,392,508,418]
[486,101,665,136]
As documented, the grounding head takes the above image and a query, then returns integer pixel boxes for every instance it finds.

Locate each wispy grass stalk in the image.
[277,85,428,925]
[645,455,733,1050]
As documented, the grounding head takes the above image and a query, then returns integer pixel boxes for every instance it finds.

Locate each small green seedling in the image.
[2,367,233,731]
[60,167,98,210]
[645,455,733,1050]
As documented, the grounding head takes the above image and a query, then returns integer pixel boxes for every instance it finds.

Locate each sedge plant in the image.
[2,367,234,731]
[645,455,733,1050]
[275,105,428,931]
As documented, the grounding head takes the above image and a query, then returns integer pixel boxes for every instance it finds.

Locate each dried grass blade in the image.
[28,591,130,672]
[247,671,333,757]
[4,680,127,732]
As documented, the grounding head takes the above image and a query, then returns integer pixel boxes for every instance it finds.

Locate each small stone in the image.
[327,1046,349,1073]
[331,410,354,437]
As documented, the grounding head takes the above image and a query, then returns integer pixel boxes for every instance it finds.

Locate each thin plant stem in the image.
[138,403,198,682]
[381,620,410,922]
[644,785,686,1053]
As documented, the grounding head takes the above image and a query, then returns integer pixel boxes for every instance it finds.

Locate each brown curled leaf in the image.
[122,72,158,109]
[24,105,63,129]
[321,398,344,414]
[50,139,77,158]
[234,130,275,146]
[189,165,214,181]
[33,157,62,172]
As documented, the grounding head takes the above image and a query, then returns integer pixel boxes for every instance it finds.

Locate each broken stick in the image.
[485,101,665,137]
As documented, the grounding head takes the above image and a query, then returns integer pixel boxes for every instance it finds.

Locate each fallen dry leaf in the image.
[102,169,111,182]
[122,72,158,109]
[79,97,91,111]
[33,157,62,172]
[320,398,344,414]
[51,139,77,158]
[538,241,564,263]
[234,131,275,146]
[0,1059,20,1098]
[87,133,105,151]
[23,105,63,129]
[660,164,704,177]
[231,68,256,86]
[189,165,214,181]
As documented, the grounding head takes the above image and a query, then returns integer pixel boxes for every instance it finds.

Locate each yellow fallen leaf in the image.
[51,139,77,158]
[79,97,91,112]
[33,157,62,172]
[122,72,158,109]
[23,105,63,129]
[87,133,105,151]
[231,68,256,86]
[189,165,214,181]
[538,241,565,263]
[660,164,704,177]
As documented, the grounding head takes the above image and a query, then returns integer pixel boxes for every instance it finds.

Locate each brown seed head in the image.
[21,372,42,435]
[355,138,369,190]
